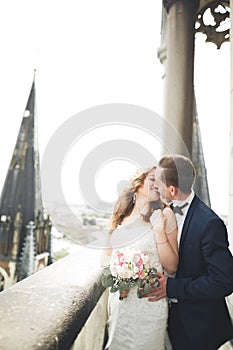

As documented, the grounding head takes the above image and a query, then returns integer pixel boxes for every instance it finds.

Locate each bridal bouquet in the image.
[101,247,160,299]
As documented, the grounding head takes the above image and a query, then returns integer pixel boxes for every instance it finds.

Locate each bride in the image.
[104,166,178,350]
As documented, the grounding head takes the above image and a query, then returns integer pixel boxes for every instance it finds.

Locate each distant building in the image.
[0,76,52,291]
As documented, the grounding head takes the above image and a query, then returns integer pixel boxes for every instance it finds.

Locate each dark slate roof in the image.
[0,79,44,259]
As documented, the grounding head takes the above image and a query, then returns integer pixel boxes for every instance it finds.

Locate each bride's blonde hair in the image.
[109,166,163,233]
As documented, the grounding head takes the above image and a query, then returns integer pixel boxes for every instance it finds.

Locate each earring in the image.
[133,192,137,203]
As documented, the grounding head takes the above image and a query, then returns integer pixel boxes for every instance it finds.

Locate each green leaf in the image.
[148,268,157,278]
[110,285,119,293]
[139,279,144,287]
[118,281,130,293]
[150,267,157,274]
[144,282,152,294]
[137,288,143,298]
[129,280,137,288]
[101,274,114,288]
[121,281,130,290]
[153,279,160,287]
[103,267,111,276]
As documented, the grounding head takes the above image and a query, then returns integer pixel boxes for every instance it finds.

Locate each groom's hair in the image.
[158,155,196,194]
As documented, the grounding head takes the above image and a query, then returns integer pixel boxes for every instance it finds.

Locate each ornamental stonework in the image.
[196,0,230,49]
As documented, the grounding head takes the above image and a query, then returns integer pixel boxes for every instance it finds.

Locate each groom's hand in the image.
[142,272,168,302]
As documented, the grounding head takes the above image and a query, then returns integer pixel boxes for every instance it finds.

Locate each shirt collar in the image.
[172,189,194,207]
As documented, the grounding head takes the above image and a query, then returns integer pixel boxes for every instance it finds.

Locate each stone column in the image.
[162,0,199,155]
[229,0,233,251]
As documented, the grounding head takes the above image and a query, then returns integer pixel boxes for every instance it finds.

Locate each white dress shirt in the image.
[168,190,195,302]
[172,189,195,247]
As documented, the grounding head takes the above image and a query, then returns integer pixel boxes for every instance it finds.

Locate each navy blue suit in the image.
[167,195,233,349]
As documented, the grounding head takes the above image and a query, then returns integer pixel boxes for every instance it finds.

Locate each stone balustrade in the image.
[1,244,232,350]
[0,247,107,350]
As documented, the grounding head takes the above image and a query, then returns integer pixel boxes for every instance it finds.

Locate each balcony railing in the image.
[0,247,107,350]
[0,245,233,350]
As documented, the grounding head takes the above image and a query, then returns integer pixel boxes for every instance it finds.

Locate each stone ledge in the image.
[0,247,104,350]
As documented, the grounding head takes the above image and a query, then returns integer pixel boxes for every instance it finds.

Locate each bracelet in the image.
[156,239,168,245]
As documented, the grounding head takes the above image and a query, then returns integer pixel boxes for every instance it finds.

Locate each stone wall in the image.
[0,248,106,350]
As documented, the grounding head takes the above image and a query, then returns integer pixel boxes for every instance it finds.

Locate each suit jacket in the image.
[167,195,233,349]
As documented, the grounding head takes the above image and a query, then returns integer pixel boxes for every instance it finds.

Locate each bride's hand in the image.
[140,273,167,302]
[119,290,129,300]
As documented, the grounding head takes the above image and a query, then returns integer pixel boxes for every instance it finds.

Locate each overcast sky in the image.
[0,1,230,216]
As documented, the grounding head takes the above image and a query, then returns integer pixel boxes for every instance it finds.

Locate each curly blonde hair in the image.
[109,166,163,233]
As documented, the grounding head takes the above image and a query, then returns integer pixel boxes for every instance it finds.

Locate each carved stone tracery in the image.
[196,0,230,48]
[162,0,230,49]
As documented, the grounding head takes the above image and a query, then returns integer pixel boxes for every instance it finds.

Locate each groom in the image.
[148,154,233,350]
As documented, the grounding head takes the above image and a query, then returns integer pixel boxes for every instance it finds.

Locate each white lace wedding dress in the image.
[105,218,168,350]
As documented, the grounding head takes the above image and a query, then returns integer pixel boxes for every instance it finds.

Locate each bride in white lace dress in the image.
[104,167,178,350]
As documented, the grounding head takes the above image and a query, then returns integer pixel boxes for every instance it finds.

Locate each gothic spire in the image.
[0,76,52,284]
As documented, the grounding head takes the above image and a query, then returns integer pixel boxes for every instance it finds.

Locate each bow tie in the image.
[170,202,189,215]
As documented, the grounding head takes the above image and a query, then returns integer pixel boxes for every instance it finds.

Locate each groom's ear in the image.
[169,185,178,198]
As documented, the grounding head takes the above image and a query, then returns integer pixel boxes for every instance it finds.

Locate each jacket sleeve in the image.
[167,218,233,300]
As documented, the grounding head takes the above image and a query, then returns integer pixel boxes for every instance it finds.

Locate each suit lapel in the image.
[179,195,200,254]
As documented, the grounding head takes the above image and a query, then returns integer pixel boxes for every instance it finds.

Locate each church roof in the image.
[0,77,44,261]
